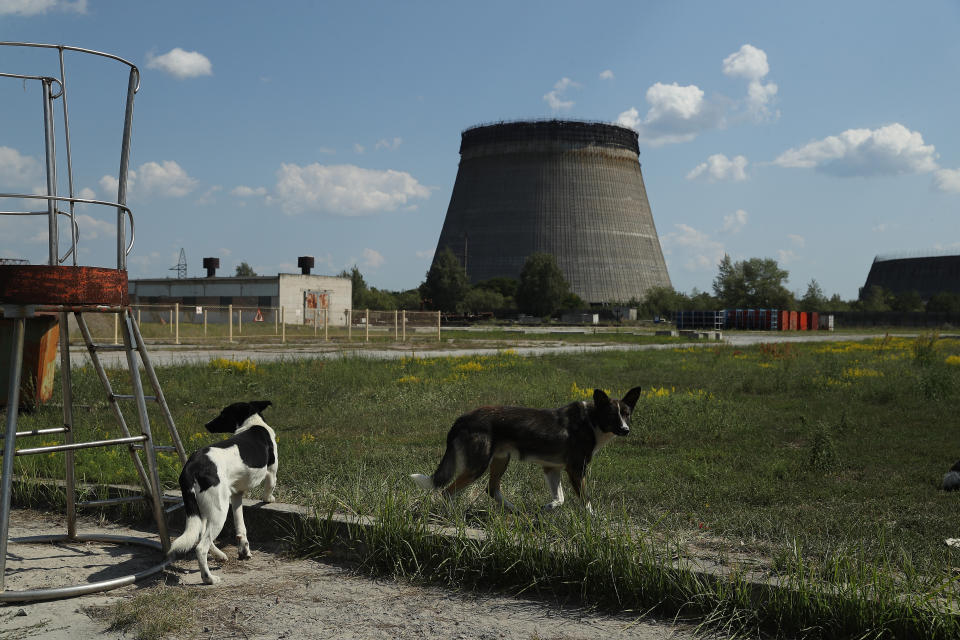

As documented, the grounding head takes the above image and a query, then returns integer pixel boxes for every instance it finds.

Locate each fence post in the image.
[394,310,398,341]
[281,306,286,343]
[175,302,180,345]
[314,308,318,337]
[137,307,141,327]
[365,309,369,342]
[347,309,352,341]
[274,307,278,336]
[204,308,207,338]
[114,313,119,345]
[238,306,242,335]
[169,308,173,334]
[229,304,233,343]
[402,310,406,342]
[324,307,329,341]
[437,311,441,341]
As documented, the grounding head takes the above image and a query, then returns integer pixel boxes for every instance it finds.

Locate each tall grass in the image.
[6,334,960,636]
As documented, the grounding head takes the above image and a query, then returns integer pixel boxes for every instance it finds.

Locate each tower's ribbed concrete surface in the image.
[433,120,671,303]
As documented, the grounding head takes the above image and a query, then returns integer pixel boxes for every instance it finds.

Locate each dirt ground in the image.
[2,510,699,640]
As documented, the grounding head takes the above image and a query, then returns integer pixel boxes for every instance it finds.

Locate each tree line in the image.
[234,252,960,318]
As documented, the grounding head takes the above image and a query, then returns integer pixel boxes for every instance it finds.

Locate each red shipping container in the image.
[789,310,798,330]
[799,312,808,331]
[811,312,819,331]
[780,310,789,331]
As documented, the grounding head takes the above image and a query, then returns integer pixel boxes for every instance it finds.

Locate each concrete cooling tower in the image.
[432,119,671,304]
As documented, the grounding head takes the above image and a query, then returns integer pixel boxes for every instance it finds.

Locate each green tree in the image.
[858,285,892,312]
[419,247,469,312]
[338,266,368,308]
[462,287,505,313]
[712,254,794,309]
[234,262,257,276]
[800,279,826,310]
[927,291,960,313]
[639,286,687,318]
[891,289,924,312]
[516,252,571,317]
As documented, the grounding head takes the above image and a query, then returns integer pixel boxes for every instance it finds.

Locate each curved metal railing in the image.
[0,42,140,270]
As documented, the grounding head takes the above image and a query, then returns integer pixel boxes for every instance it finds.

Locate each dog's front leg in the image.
[231,493,251,560]
[565,464,594,515]
[541,468,565,511]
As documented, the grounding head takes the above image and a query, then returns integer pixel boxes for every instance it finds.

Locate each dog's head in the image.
[592,387,641,436]
[204,400,272,433]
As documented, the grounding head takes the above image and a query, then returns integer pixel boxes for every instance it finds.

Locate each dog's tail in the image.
[410,438,458,492]
[168,472,204,557]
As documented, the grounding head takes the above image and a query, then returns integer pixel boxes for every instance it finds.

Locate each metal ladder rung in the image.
[8,435,148,457]
[113,394,158,402]
[13,427,69,438]
[129,444,177,452]
[89,344,128,352]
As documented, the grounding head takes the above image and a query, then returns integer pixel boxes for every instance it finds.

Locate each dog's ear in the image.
[621,387,642,411]
[251,400,272,415]
[593,389,610,407]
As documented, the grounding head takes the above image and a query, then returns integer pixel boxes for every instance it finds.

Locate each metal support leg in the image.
[59,311,77,538]
[0,317,26,591]
[120,313,170,552]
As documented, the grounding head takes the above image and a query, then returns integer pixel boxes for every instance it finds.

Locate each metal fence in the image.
[68,304,442,345]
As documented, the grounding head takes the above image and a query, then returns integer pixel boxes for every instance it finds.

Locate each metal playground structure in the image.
[0,42,187,601]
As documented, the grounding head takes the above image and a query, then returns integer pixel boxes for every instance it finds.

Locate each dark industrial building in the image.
[861,251,960,299]
[431,120,672,304]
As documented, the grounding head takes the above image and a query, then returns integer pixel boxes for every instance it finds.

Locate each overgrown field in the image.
[8,333,960,637]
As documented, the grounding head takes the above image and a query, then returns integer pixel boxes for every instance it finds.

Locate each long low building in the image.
[862,251,960,299]
[129,273,352,325]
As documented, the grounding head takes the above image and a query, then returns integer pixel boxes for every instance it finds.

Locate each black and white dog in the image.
[411,387,642,513]
[168,400,278,585]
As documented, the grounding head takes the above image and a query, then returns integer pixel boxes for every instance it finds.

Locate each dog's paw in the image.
[210,545,228,561]
[237,537,252,560]
[263,493,276,503]
[202,574,222,585]
[541,501,564,512]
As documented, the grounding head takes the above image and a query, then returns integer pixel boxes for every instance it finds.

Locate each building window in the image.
[219,296,233,306]
[258,296,272,308]
[182,296,196,306]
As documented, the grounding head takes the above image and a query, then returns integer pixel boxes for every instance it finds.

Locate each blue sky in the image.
[2,0,959,300]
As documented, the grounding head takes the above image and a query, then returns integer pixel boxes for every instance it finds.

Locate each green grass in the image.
[6,333,960,637]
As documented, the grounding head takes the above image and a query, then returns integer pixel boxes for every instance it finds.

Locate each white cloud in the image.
[599,69,614,80]
[0,146,41,188]
[872,223,888,233]
[933,168,960,193]
[195,185,222,205]
[231,185,268,197]
[617,82,723,146]
[361,248,385,269]
[722,44,778,119]
[788,234,805,247]
[415,249,434,260]
[138,161,198,197]
[687,154,749,182]
[146,48,213,79]
[773,123,939,177]
[99,160,198,199]
[274,163,430,216]
[354,144,365,154]
[375,137,403,151]
[0,0,85,15]
[778,249,798,264]
[74,213,114,240]
[720,209,748,234]
[660,223,726,272]
[544,77,579,112]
